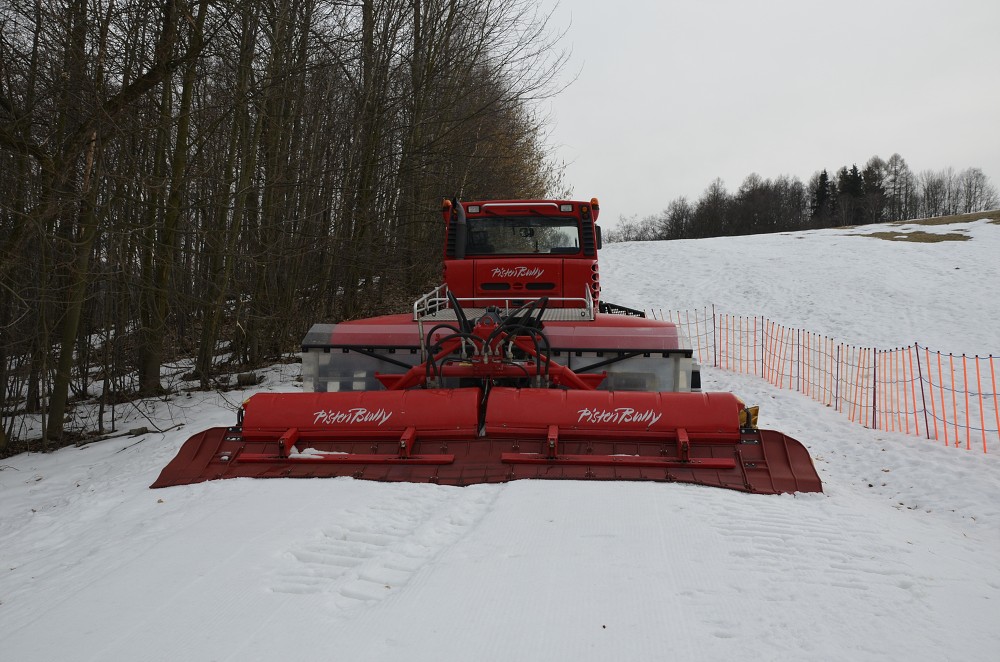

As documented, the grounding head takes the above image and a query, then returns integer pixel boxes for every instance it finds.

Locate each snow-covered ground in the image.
[2,219,998,661]
[603,218,1000,355]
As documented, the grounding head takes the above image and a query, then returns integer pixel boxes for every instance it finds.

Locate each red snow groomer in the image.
[152,199,822,494]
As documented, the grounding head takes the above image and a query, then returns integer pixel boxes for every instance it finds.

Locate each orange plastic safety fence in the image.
[654,309,997,454]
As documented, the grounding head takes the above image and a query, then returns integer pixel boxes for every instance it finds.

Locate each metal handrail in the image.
[413,285,594,322]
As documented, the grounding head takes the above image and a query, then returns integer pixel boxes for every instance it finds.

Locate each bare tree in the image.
[657,197,693,239]
[0,0,570,449]
[956,167,999,213]
[918,169,948,218]
[884,153,916,221]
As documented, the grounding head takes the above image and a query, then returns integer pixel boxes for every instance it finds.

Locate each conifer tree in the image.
[810,170,833,225]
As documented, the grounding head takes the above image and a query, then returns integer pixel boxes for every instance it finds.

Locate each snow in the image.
[603,219,1000,355]
[2,219,999,661]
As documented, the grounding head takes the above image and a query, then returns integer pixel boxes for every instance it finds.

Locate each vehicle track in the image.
[269,484,502,618]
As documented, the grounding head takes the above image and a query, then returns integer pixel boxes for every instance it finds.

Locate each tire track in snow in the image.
[628,494,924,657]
[268,484,501,617]
[699,494,938,646]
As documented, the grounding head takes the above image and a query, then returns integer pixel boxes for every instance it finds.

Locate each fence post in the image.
[990,355,999,453]
[796,328,801,392]
[872,349,878,430]
[760,316,766,380]
[907,346,920,436]
[754,316,759,376]
[949,353,959,446]
[711,304,718,368]
[914,343,930,439]
[975,355,987,453]
[835,343,841,412]
[851,346,864,422]
[962,354,971,450]
[937,351,949,446]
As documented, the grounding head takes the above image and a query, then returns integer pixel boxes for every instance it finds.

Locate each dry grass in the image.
[888,209,1000,227]
[859,209,999,242]
[862,230,971,243]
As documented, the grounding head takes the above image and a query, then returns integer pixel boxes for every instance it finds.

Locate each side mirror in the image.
[595,225,603,250]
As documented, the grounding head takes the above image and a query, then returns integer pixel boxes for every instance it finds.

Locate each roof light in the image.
[559,204,572,212]
[468,205,480,213]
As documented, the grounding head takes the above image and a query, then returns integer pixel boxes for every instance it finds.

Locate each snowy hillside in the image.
[602,218,1000,355]
[2,219,998,661]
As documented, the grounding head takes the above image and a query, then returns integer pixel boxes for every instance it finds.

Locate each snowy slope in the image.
[2,220,998,661]
[602,219,1000,354]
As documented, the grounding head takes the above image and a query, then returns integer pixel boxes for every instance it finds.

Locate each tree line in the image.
[608,153,999,242]
[0,0,568,449]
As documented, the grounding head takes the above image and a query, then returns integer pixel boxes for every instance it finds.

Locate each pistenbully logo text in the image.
[491,266,544,279]
[577,407,662,426]
[313,408,392,426]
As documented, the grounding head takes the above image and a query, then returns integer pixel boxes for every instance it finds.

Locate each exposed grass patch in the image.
[889,209,1000,227]
[863,230,970,243]
[860,209,1000,241]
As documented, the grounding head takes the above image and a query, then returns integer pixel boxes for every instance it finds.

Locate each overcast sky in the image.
[538,0,1000,225]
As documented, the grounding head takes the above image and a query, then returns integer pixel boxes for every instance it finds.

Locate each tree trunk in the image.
[46,135,102,441]
[138,0,208,394]
[196,8,261,385]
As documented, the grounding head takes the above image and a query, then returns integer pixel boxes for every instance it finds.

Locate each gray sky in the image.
[540,0,1000,225]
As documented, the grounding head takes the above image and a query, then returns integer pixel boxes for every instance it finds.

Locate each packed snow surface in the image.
[2,219,998,661]
[604,219,1000,355]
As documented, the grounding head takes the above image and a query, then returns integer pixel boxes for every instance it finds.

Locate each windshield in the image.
[465,216,581,255]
